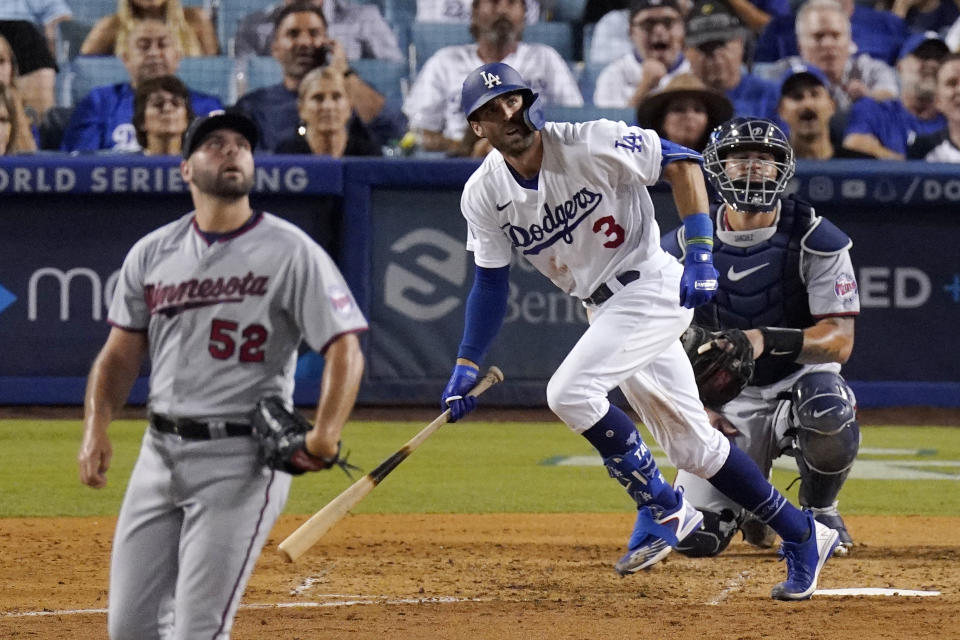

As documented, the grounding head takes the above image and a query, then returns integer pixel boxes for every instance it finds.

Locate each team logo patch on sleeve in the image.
[834,273,858,300]
[328,286,354,315]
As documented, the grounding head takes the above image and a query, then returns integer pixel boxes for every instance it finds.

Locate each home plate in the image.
[814,588,941,597]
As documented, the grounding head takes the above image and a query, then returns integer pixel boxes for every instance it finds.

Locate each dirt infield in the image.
[1,513,956,639]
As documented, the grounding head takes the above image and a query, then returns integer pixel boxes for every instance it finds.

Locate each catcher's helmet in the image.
[460,62,545,131]
[702,117,795,214]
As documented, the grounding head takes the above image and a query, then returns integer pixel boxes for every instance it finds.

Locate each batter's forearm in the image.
[662,160,710,216]
[312,333,365,454]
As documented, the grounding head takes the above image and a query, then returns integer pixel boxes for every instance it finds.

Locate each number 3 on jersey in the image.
[209,318,268,362]
[593,215,625,248]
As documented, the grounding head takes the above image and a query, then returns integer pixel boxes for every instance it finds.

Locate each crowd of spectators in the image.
[2,0,960,161]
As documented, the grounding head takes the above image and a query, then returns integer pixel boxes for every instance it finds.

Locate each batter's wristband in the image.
[758,327,804,362]
[683,212,714,248]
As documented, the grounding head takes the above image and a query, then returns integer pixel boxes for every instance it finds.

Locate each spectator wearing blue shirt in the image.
[843,32,949,159]
[684,0,780,120]
[754,0,908,66]
[60,20,222,152]
[234,3,401,152]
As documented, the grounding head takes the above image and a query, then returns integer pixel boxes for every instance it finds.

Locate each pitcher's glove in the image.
[251,397,359,477]
[680,326,755,408]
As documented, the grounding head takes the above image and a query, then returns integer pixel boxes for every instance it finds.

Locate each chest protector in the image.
[662,197,851,386]
[697,198,814,385]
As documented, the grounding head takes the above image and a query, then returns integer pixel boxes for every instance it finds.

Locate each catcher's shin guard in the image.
[789,371,860,552]
[674,508,739,557]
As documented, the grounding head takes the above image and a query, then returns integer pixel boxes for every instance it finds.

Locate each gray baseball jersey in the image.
[109,210,368,419]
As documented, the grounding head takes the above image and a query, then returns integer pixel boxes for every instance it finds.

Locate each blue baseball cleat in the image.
[770,511,840,601]
[614,489,704,575]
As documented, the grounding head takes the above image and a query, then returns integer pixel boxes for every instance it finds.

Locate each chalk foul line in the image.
[1,595,486,619]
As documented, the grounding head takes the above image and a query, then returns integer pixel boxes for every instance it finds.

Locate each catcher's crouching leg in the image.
[674,508,739,557]
[789,371,860,552]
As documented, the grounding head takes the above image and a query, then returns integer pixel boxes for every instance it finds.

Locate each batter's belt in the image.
[582,270,641,306]
[150,414,253,439]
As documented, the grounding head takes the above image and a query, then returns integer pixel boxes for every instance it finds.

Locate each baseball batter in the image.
[441,63,839,600]
[661,117,861,557]
[77,111,367,639]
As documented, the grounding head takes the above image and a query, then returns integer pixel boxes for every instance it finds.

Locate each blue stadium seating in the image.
[577,61,608,104]
[411,21,575,70]
[67,55,237,107]
[239,57,407,103]
[543,105,635,125]
[549,0,588,22]
[67,56,128,105]
[178,56,238,105]
[64,0,118,26]
[351,59,408,102]
[241,56,283,93]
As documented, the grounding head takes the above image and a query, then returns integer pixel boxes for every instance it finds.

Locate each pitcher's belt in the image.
[150,414,252,439]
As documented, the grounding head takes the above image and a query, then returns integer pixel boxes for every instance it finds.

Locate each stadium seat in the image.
[526,22,575,61]
[549,0,588,23]
[178,56,238,105]
[56,20,94,62]
[65,0,119,26]
[577,61,607,103]
[411,23,471,70]
[215,0,264,55]
[240,56,283,94]
[543,105,635,125]
[351,59,408,102]
[67,56,128,105]
[383,0,416,55]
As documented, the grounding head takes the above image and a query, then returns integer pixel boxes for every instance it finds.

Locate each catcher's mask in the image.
[703,117,795,214]
[460,62,545,132]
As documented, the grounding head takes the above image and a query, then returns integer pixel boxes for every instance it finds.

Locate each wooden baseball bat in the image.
[277,366,505,562]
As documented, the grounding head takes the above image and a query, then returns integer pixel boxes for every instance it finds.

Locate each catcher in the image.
[661,117,861,557]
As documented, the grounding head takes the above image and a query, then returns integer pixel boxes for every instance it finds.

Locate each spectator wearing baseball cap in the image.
[925,54,960,163]
[593,0,691,108]
[635,72,734,151]
[842,31,949,159]
[776,64,871,159]
[684,0,780,120]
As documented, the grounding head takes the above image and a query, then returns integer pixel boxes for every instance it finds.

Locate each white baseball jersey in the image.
[403,42,583,141]
[108,211,368,420]
[593,53,691,109]
[461,119,697,299]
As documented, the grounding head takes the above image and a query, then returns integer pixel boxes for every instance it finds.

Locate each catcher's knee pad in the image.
[675,508,739,558]
[791,371,860,475]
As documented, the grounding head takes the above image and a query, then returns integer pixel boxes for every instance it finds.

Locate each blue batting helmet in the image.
[460,62,545,131]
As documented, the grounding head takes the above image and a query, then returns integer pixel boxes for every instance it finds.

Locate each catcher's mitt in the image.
[251,397,358,477]
[680,326,755,408]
